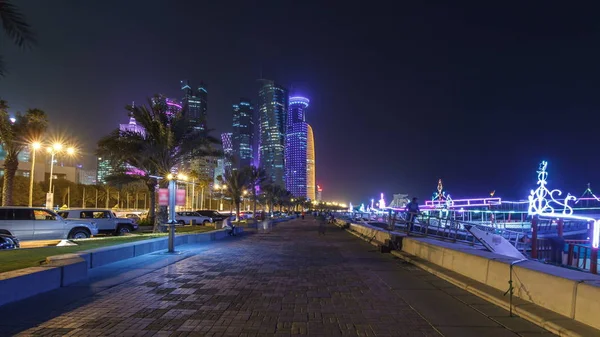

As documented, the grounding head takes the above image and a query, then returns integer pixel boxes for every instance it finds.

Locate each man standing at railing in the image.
[406,197,420,232]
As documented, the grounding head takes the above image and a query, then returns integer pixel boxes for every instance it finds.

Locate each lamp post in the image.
[28,142,41,207]
[45,143,76,209]
[166,172,187,253]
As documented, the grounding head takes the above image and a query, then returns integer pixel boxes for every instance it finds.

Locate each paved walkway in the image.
[0,219,553,336]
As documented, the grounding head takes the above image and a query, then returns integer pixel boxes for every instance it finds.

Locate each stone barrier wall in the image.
[402,236,600,330]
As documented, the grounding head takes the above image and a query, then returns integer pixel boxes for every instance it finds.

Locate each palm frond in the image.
[0,0,36,48]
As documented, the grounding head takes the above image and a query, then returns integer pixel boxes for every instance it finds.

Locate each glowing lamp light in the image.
[31,142,41,150]
[167,173,174,180]
[52,143,63,151]
[66,147,75,155]
[9,117,16,123]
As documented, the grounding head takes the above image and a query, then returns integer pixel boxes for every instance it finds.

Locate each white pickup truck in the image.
[58,208,138,235]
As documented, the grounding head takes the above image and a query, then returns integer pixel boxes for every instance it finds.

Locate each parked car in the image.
[195,210,228,222]
[121,213,141,224]
[0,207,98,241]
[58,209,138,235]
[175,212,212,225]
[0,233,19,249]
[239,211,254,220]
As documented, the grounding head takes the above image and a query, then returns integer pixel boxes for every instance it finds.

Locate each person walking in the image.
[405,197,420,232]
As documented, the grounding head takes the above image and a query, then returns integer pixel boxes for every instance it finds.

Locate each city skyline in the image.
[1,2,599,203]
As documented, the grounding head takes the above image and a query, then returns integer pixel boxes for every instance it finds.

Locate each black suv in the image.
[196,210,228,222]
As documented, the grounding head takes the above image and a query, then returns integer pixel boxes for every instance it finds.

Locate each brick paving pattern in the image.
[3,218,553,336]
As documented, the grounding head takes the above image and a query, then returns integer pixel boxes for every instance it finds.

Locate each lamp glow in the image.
[31,142,41,150]
[52,143,63,151]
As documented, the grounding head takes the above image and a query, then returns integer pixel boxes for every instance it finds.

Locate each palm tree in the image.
[0,102,48,205]
[0,1,36,77]
[97,96,220,231]
[243,166,267,218]
[217,168,249,221]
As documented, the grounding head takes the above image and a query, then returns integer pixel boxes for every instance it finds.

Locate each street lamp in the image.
[46,143,76,209]
[166,172,188,253]
[28,142,41,207]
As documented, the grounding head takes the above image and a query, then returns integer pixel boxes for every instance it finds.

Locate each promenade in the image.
[0,218,553,336]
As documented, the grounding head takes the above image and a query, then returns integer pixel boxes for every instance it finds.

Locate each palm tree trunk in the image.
[2,153,19,206]
[145,178,158,231]
[252,190,257,219]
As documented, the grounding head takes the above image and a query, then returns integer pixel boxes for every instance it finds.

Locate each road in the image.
[0,218,553,336]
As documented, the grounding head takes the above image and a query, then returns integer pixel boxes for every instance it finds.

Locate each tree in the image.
[0,103,48,205]
[97,96,220,231]
[0,1,36,77]
[243,166,267,218]
[217,168,249,222]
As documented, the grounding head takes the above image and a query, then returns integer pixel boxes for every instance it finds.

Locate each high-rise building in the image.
[285,97,310,197]
[150,95,182,119]
[214,159,225,186]
[78,169,97,185]
[316,184,322,201]
[119,116,145,136]
[221,132,233,170]
[306,124,316,201]
[232,99,254,168]
[258,80,288,186]
[181,80,207,129]
[96,157,114,184]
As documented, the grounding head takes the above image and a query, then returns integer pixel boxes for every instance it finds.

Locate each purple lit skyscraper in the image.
[285,96,310,198]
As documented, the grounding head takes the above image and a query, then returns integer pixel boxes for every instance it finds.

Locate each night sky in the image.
[1,1,599,204]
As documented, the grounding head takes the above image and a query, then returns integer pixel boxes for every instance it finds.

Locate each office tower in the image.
[232,99,254,168]
[214,159,225,186]
[181,80,207,129]
[258,80,288,186]
[78,169,97,185]
[285,97,310,197]
[221,132,233,170]
[96,157,114,184]
[150,95,182,118]
[316,185,322,201]
[306,124,316,200]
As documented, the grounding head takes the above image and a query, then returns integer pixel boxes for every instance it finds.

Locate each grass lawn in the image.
[0,226,215,274]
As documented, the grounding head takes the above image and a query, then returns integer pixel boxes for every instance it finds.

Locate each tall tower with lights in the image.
[258,80,288,186]
[232,99,254,168]
[181,80,207,129]
[306,124,316,200]
[285,96,310,198]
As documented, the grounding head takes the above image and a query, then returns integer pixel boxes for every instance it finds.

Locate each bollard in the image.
[168,223,175,253]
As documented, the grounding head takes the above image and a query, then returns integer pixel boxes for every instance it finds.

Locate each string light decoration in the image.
[431,179,453,208]
[359,203,365,213]
[527,161,576,216]
[379,193,386,209]
[527,161,599,248]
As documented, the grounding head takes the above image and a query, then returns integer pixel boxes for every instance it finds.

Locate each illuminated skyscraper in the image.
[96,157,114,184]
[221,132,233,170]
[232,99,254,168]
[306,124,316,201]
[181,80,207,129]
[258,80,288,186]
[285,97,309,197]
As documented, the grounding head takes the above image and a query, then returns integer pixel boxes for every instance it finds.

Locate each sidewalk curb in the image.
[0,227,243,308]
[390,250,598,337]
